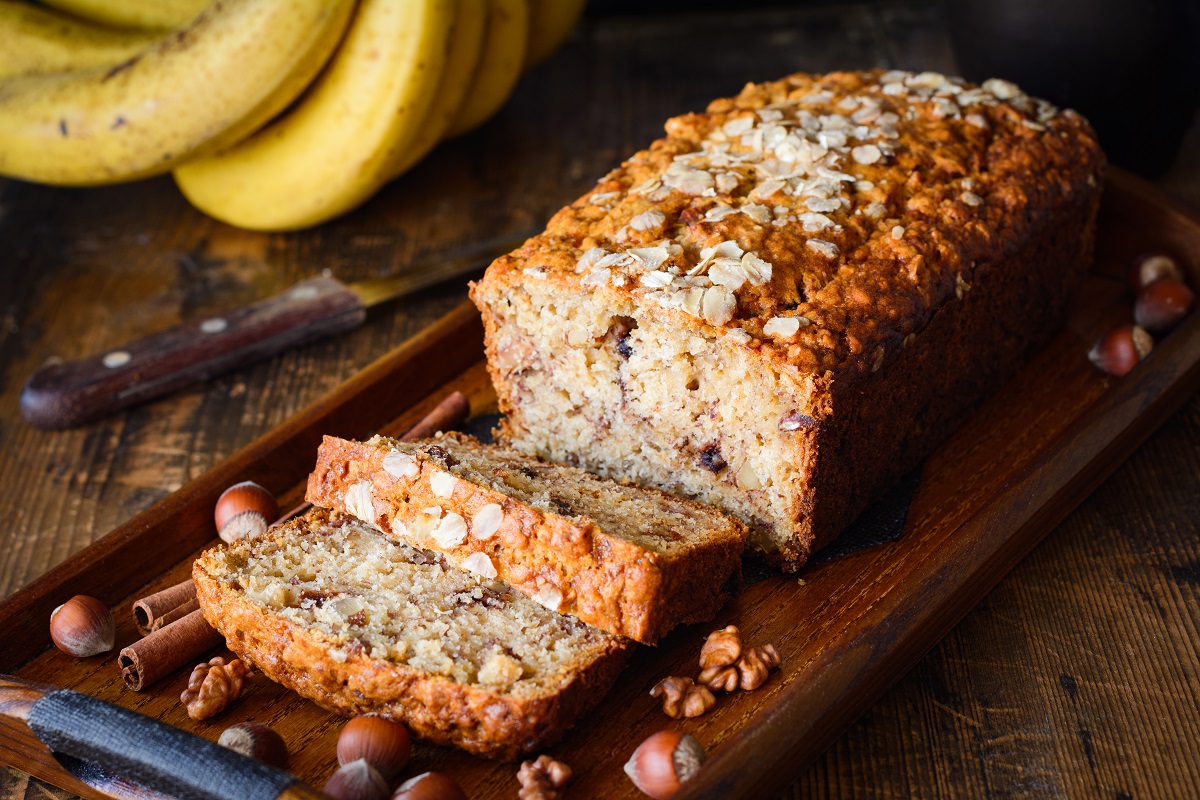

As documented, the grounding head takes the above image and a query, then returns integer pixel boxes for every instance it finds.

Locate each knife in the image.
[19,231,532,431]
[0,674,329,800]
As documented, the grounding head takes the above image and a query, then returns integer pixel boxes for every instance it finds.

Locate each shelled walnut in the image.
[697,625,743,692]
[696,625,781,693]
[517,754,572,800]
[699,625,741,668]
[651,676,715,719]
[181,656,249,720]
[736,644,781,691]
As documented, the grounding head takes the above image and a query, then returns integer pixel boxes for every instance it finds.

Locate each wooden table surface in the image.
[2,3,1198,798]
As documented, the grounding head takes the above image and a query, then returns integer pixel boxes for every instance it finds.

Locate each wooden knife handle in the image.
[20,276,366,430]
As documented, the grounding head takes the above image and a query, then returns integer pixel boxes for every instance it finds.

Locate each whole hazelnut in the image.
[624,730,705,800]
[337,715,411,780]
[217,721,288,768]
[49,595,115,657]
[323,759,389,800]
[1129,252,1185,293]
[1134,278,1195,334]
[214,481,279,544]
[1088,324,1153,377]
[391,771,467,800]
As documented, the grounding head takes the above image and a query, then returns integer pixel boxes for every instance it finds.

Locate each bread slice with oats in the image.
[193,507,634,760]
[304,432,746,644]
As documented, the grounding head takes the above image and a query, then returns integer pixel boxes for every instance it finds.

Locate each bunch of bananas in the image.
[0,0,584,230]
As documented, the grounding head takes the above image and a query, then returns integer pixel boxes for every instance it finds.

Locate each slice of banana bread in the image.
[305,432,745,644]
[470,69,1105,569]
[192,507,633,760]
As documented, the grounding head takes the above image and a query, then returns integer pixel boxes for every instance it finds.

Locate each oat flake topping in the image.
[557,69,1062,333]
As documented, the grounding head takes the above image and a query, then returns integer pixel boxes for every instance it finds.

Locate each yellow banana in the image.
[37,0,208,30]
[0,1,162,78]
[174,0,456,231]
[445,0,528,137]
[0,0,356,186]
[524,0,584,69]
[389,0,486,178]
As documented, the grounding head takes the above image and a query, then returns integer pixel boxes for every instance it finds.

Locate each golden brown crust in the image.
[471,69,1105,568]
[192,510,634,761]
[476,70,1103,379]
[305,433,745,643]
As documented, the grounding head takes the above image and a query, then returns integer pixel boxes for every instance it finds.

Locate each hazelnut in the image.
[1088,324,1153,377]
[391,771,467,800]
[650,676,716,719]
[324,759,389,800]
[337,715,411,780]
[215,481,279,544]
[217,721,287,768]
[1134,278,1195,334]
[1129,252,1185,293]
[49,595,115,657]
[624,730,705,799]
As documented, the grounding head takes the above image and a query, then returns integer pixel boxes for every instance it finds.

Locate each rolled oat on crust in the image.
[471,69,1106,569]
[305,432,746,644]
[193,507,633,760]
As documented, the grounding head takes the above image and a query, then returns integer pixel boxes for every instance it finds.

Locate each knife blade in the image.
[20,230,533,431]
[0,673,330,800]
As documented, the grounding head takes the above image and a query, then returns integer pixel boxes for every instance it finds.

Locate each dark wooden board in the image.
[1,168,1198,799]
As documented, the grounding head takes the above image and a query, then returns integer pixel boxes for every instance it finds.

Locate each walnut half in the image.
[518,754,572,800]
[736,644,781,691]
[699,625,741,669]
[181,656,249,720]
[651,676,716,719]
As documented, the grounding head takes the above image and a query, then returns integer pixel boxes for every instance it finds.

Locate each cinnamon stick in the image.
[132,579,199,635]
[396,390,471,441]
[119,609,223,691]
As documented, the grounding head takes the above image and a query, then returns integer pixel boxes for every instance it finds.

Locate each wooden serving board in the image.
[1,169,1198,800]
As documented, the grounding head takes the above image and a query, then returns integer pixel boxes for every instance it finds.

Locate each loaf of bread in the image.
[305,432,746,644]
[471,69,1105,569]
[192,507,633,760]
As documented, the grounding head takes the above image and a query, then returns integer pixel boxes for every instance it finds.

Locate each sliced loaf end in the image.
[306,432,745,643]
[193,507,633,760]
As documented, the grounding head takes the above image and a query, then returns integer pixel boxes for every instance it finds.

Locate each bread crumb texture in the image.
[194,508,633,759]
[472,69,1104,568]
[306,433,745,643]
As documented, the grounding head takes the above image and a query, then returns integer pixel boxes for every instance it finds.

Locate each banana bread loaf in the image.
[470,69,1105,569]
[192,507,633,760]
[305,432,746,643]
